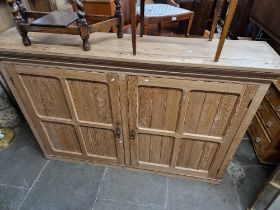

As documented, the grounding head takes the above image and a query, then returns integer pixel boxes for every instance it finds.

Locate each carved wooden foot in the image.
[21,34,31,46]
[83,39,90,51]
[114,0,123,39]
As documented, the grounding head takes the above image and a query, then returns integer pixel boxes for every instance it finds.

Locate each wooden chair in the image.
[6,0,124,51]
[137,0,194,37]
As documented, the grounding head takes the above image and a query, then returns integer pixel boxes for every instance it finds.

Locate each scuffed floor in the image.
[0,122,274,210]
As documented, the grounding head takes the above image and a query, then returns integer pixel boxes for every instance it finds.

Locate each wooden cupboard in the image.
[0,30,279,183]
[1,62,265,182]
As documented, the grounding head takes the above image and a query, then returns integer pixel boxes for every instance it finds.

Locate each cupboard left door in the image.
[2,63,125,165]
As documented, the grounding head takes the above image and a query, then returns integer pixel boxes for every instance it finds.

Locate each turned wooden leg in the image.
[140,0,145,37]
[185,12,194,37]
[7,0,31,46]
[74,0,90,51]
[130,0,137,55]
[158,23,161,33]
[114,0,123,38]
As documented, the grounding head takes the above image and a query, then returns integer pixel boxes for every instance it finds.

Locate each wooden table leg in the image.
[7,0,31,46]
[140,0,145,37]
[214,0,238,62]
[115,0,123,38]
[130,0,137,55]
[209,0,223,41]
[74,0,90,51]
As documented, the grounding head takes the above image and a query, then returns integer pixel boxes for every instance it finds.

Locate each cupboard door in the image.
[6,64,125,165]
[128,76,257,179]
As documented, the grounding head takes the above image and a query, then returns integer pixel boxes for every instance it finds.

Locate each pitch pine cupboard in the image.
[1,31,279,183]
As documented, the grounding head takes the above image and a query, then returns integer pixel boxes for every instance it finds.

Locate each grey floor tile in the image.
[236,166,273,210]
[0,184,28,210]
[94,199,163,210]
[233,138,261,167]
[168,174,240,210]
[98,168,167,209]
[0,124,47,187]
[19,161,105,210]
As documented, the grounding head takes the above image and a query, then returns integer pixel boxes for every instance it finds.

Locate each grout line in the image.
[98,198,164,210]
[165,178,169,210]
[0,183,29,190]
[17,160,50,210]
[91,167,108,210]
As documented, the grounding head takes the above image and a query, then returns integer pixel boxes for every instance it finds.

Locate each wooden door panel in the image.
[7,64,125,165]
[43,122,82,154]
[176,139,219,171]
[183,91,239,137]
[138,133,174,166]
[129,76,256,179]
[20,74,71,119]
[80,127,118,160]
[68,79,113,124]
[138,86,182,131]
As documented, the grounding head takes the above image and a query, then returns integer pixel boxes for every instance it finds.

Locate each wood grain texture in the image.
[68,79,113,124]
[21,74,71,119]
[43,122,82,154]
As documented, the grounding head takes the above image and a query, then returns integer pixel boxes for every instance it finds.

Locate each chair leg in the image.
[7,0,31,46]
[75,0,90,51]
[158,23,162,33]
[185,13,194,37]
[114,0,123,38]
[140,0,145,37]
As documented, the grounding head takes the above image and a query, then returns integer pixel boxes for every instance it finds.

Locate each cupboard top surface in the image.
[0,28,279,79]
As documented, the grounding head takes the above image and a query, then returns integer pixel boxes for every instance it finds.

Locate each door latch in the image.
[130,129,136,140]
[116,127,121,138]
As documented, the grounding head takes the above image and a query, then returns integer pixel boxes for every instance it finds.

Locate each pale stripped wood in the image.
[183,91,206,133]
[209,85,258,177]
[196,92,222,135]
[21,74,71,119]
[198,142,219,170]
[127,76,139,167]
[81,127,117,158]
[210,94,239,137]
[150,87,168,130]
[149,135,162,164]
[138,133,151,162]
[163,89,182,131]
[160,136,174,165]
[43,122,82,154]
[68,80,113,124]
[176,139,193,168]
[138,86,152,128]
[187,141,205,169]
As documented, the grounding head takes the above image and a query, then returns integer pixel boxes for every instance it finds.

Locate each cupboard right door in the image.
[128,76,258,179]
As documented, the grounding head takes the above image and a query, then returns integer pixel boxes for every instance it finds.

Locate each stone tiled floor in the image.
[0,122,274,210]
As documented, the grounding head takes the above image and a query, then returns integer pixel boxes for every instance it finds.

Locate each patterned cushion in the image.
[136,4,191,17]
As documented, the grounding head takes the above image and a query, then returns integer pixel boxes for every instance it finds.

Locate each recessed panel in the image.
[183,91,238,137]
[68,80,113,124]
[21,74,71,119]
[138,86,182,131]
[138,134,174,166]
[176,139,219,171]
[80,127,117,159]
[43,122,82,154]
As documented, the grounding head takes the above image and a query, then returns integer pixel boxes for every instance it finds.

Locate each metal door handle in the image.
[130,129,136,140]
[255,137,262,143]
[116,127,121,139]
[266,121,273,128]
[276,105,280,112]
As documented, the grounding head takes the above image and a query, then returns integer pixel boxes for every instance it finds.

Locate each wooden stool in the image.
[7,0,124,51]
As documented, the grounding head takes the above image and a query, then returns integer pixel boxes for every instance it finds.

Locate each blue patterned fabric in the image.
[136,4,191,17]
